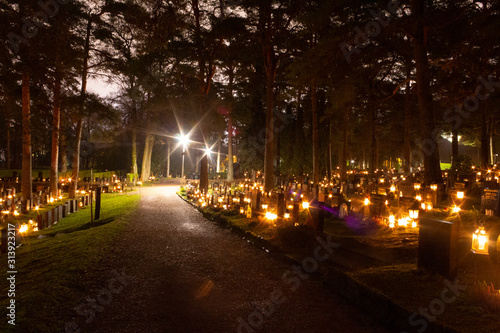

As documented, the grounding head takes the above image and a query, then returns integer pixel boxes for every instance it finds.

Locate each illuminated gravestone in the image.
[338,202,348,219]
[418,218,459,279]
[481,188,500,216]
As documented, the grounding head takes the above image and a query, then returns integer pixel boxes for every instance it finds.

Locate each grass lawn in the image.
[0,193,140,333]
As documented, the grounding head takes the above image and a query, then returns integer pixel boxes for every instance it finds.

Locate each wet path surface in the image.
[88,186,389,333]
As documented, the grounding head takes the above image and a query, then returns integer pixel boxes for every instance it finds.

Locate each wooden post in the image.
[95,187,101,220]
[90,191,94,223]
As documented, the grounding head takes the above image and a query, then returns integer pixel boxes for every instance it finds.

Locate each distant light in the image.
[204,146,212,156]
[178,133,190,148]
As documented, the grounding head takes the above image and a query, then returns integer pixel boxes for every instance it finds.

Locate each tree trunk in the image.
[141,134,154,181]
[480,101,489,168]
[70,18,91,198]
[227,114,234,182]
[412,0,442,184]
[6,125,10,170]
[311,78,319,186]
[50,60,62,198]
[340,107,349,183]
[403,65,412,173]
[328,117,333,180]
[368,89,377,176]
[217,139,221,173]
[60,126,67,173]
[451,127,458,163]
[263,58,276,192]
[21,69,32,212]
[166,139,171,178]
[200,154,208,193]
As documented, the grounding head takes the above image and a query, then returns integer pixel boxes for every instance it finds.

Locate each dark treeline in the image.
[1,0,499,195]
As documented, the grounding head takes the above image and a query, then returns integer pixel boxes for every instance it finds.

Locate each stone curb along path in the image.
[178,193,460,333]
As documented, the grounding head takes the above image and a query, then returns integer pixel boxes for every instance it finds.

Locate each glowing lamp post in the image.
[178,133,190,178]
[472,226,489,255]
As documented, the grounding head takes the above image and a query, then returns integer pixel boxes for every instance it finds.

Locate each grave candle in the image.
[472,226,488,255]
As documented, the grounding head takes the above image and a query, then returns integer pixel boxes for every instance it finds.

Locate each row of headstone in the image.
[36,195,90,230]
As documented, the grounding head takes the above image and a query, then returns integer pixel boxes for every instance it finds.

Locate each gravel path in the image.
[85,186,389,333]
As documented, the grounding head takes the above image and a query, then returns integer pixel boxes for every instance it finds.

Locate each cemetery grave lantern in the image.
[430,184,438,191]
[451,205,461,213]
[240,207,245,215]
[265,211,277,221]
[19,224,28,233]
[364,198,370,206]
[388,215,395,228]
[409,208,419,220]
[302,201,310,210]
[284,212,290,219]
[390,185,396,192]
[472,226,489,255]
[414,183,421,190]
[456,191,465,200]
[398,217,410,228]
[262,203,268,211]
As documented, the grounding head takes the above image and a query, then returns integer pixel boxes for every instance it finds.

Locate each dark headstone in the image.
[418,218,459,279]
[37,215,43,230]
[277,193,285,218]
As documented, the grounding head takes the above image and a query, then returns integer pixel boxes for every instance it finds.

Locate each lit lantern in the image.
[284,212,290,219]
[389,215,395,228]
[412,220,417,228]
[287,205,293,210]
[472,226,489,255]
[456,191,464,199]
[240,208,245,215]
[452,205,461,213]
[398,217,409,227]
[364,198,370,206]
[415,195,422,201]
[302,201,310,209]
[430,184,438,191]
[414,183,421,190]
[262,204,268,210]
[19,224,28,233]
[409,209,419,220]
[265,211,277,220]
[390,185,396,192]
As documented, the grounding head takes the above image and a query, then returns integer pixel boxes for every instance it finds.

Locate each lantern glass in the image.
[457,191,464,199]
[472,227,489,255]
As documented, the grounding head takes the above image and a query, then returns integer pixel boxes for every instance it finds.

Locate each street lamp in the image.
[178,133,190,178]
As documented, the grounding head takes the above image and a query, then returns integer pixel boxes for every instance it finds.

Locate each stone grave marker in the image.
[418,218,459,279]
[338,202,348,219]
[481,188,500,216]
[369,194,386,217]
